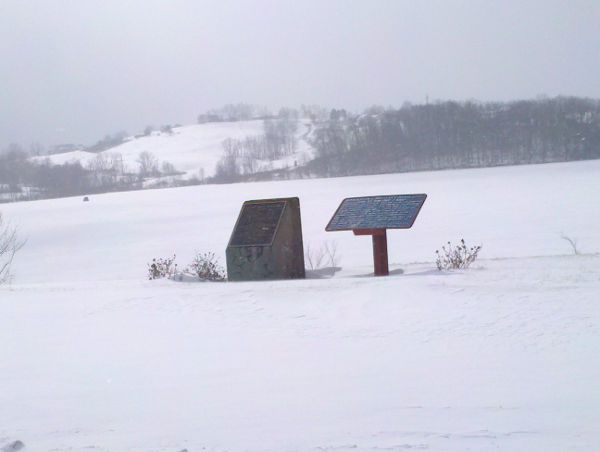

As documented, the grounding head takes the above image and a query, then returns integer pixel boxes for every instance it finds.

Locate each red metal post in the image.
[372,229,388,276]
[353,228,389,276]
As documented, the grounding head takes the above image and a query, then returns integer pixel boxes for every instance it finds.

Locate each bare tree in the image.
[1,213,25,284]
[214,139,241,182]
[136,151,159,178]
[241,152,258,175]
[161,161,178,175]
[87,153,112,174]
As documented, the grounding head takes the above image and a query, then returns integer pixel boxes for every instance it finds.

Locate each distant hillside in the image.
[3,97,600,203]
[308,97,600,177]
[2,116,316,202]
[33,119,315,180]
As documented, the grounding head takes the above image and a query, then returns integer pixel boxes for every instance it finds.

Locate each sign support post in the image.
[353,228,388,276]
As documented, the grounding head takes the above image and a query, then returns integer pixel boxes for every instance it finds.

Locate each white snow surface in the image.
[30,150,96,167]
[1,160,599,451]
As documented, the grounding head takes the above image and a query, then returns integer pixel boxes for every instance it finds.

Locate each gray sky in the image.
[1,0,599,149]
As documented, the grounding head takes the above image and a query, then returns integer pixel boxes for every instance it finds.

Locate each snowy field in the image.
[1,160,599,451]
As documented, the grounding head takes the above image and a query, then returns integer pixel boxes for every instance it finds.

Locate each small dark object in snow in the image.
[1,440,25,451]
[83,196,89,202]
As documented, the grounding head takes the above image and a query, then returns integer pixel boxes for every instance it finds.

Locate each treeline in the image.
[3,97,599,201]
[0,147,181,202]
[197,103,272,123]
[308,97,600,177]
[197,103,329,124]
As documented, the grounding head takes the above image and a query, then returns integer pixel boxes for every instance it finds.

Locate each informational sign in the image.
[326,194,427,231]
[326,194,427,276]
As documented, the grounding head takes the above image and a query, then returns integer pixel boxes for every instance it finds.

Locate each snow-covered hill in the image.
[1,160,599,451]
[32,119,315,179]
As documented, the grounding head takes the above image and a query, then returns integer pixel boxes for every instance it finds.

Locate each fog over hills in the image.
[2,97,599,203]
[1,1,599,149]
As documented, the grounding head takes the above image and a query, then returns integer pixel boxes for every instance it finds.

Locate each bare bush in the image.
[323,240,339,268]
[305,242,325,270]
[186,252,226,281]
[435,239,482,270]
[148,254,178,280]
[305,240,340,270]
[560,233,579,255]
[1,213,25,284]
[147,252,226,281]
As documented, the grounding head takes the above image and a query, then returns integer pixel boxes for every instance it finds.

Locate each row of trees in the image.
[4,97,599,199]
[197,104,330,125]
[197,103,272,123]
[308,97,600,177]
[0,147,179,202]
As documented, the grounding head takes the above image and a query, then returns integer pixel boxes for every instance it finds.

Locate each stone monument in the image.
[226,197,305,281]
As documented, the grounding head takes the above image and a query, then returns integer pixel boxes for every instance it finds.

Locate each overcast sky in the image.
[1,0,599,149]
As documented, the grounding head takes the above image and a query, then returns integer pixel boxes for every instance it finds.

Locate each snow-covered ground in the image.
[31,119,315,179]
[30,150,97,167]
[1,160,599,451]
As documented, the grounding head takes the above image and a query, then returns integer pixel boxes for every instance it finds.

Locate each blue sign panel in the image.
[326,194,427,231]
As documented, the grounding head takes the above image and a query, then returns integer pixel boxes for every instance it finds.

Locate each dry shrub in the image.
[435,239,482,270]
